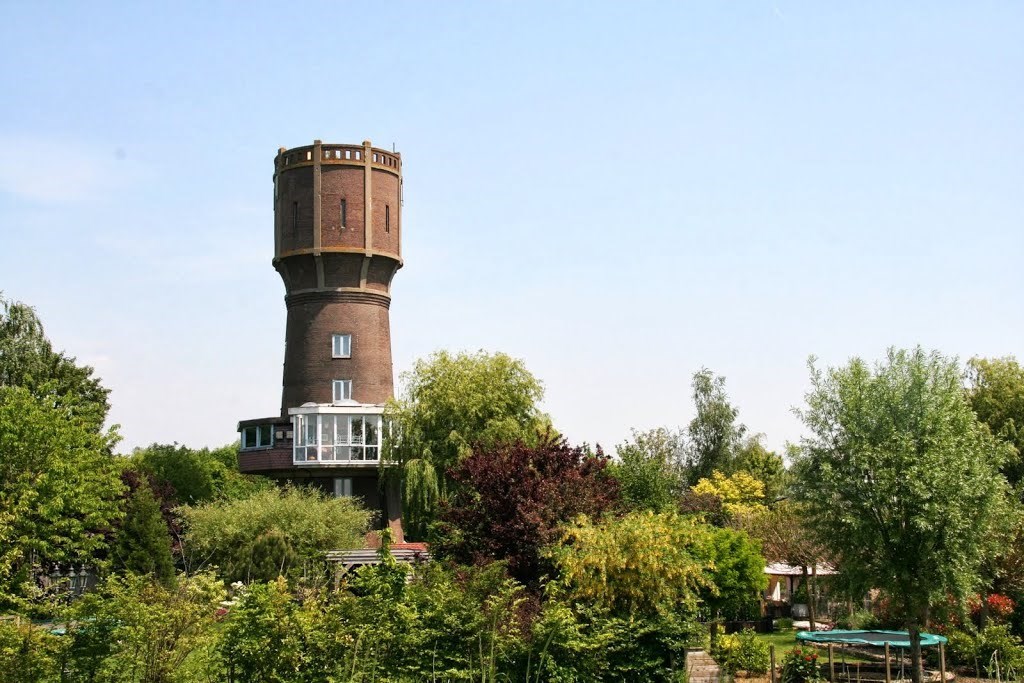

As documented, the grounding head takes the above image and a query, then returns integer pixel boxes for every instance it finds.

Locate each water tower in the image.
[237,139,404,541]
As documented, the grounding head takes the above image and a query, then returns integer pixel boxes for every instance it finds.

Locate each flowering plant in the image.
[969,594,1017,622]
[780,646,823,683]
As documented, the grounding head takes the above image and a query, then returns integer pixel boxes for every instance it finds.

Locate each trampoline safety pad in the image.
[796,630,948,649]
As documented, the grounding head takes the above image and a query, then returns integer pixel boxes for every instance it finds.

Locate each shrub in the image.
[710,632,739,665]
[970,593,1017,624]
[780,645,823,683]
[344,559,529,681]
[944,628,977,667]
[714,629,770,674]
[775,617,795,631]
[546,511,714,617]
[0,619,64,683]
[221,578,309,682]
[731,629,771,674]
[835,610,878,631]
[976,624,1024,679]
[67,571,225,682]
[179,485,370,582]
[532,597,702,682]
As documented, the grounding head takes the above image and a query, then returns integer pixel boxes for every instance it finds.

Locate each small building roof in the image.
[764,562,837,576]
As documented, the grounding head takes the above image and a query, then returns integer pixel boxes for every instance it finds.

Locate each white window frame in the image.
[332,379,352,402]
[332,333,352,358]
[290,411,383,464]
[334,477,353,497]
[241,424,274,449]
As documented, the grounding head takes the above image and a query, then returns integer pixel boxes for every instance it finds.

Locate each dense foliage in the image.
[794,347,1012,683]
[179,486,371,582]
[713,628,771,674]
[435,437,619,585]
[384,350,549,537]
[131,442,270,505]
[691,470,767,522]
[0,386,125,608]
[700,526,768,621]
[112,478,176,585]
[685,369,748,485]
[67,571,225,683]
[548,511,713,616]
[609,428,686,512]
[968,356,1024,487]
[0,295,110,432]
[4,299,1024,682]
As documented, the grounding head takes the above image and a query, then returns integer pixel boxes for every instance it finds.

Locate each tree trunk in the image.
[979,590,990,630]
[908,619,924,683]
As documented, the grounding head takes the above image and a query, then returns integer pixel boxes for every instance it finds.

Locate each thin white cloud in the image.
[0,135,144,202]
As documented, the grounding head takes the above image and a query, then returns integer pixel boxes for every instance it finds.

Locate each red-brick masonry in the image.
[236,141,405,540]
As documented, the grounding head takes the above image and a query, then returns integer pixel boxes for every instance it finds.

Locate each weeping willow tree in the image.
[382,350,549,539]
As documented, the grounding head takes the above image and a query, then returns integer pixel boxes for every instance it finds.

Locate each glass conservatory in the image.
[290,405,383,465]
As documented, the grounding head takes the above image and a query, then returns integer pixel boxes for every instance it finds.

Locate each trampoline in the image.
[792,630,949,683]
[797,630,948,649]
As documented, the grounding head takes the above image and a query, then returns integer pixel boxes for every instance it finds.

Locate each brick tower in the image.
[237,140,404,541]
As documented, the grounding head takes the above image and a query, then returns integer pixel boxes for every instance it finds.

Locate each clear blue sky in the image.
[1,2,1021,454]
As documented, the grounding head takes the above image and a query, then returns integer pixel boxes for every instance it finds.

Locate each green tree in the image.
[0,294,110,432]
[68,571,224,683]
[794,347,1011,683]
[0,618,65,683]
[384,350,548,537]
[610,428,686,512]
[0,386,124,608]
[179,486,370,582]
[113,479,176,586]
[548,511,713,617]
[740,501,831,631]
[220,578,306,682]
[685,369,747,485]
[734,436,788,501]
[131,442,268,504]
[691,470,768,522]
[965,359,1024,626]
[967,356,1024,487]
[701,526,768,622]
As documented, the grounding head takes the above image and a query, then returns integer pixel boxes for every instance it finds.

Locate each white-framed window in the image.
[333,379,352,402]
[241,424,273,449]
[332,334,351,358]
[334,477,353,498]
[292,414,383,463]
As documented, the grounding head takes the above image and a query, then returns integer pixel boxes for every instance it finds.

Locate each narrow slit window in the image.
[385,204,390,233]
[292,201,298,231]
[340,199,347,230]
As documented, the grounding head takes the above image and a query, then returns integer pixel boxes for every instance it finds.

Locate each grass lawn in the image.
[753,631,875,664]
[755,630,801,652]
